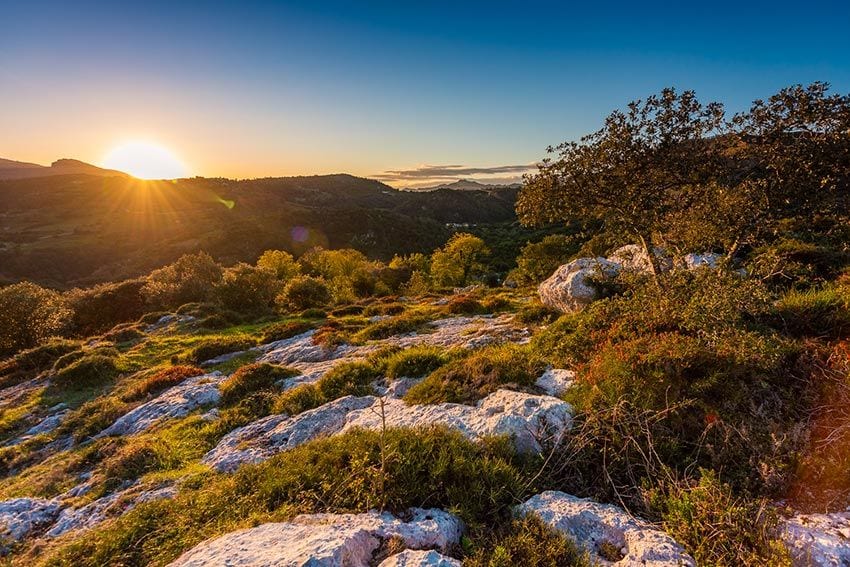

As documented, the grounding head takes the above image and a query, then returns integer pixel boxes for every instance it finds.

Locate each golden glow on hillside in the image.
[102,141,187,179]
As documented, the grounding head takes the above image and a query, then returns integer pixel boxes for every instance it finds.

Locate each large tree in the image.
[518,83,850,273]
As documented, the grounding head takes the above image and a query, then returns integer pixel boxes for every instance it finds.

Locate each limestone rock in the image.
[0,498,63,541]
[168,508,463,567]
[342,389,572,454]
[780,511,850,567]
[202,395,375,473]
[538,258,621,313]
[683,252,723,270]
[607,245,672,273]
[378,549,461,566]
[99,372,224,437]
[535,367,575,397]
[518,491,695,566]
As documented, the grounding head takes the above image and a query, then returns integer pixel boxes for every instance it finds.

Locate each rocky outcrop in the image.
[780,511,850,567]
[518,491,695,566]
[538,258,621,313]
[607,245,673,274]
[0,498,62,541]
[204,390,571,473]
[99,372,224,437]
[342,389,572,454]
[378,549,461,566]
[683,252,723,270]
[168,508,463,567]
[203,395,375,473]
[535,367,575,397]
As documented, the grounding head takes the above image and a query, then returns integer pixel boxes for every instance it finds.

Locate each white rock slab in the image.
[535,367,575,397]
[99,372,223,437]
[780,511,850,567]
[378,549,461,566]
[168,508,462,567]
[518,491,695,566]
[0,497,62,541]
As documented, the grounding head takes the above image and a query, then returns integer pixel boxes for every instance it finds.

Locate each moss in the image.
[404,344,544,405]
[219,363,299,406]
[53,354,120,389]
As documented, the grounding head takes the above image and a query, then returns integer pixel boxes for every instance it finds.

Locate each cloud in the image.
[373,163,538,188]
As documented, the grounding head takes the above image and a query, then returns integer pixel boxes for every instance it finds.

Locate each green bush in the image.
[466,515,590,567]
[384,346,450,380]
[101,324,145,344]
[277,276,331,311]
[299,308,327,319]
[187,337,255,364]
[363,302,405,316]
[512,234,579,285]
[65,279,147,337]
[39,428,525,567]
[273,383,324,416]
[405,344,544,405]
[141,252,223,310]
[649,472,791,566]
[13,338,80,372]
[316,361,380,400]
[514,302,560,325]
[219,363,299,406]
[260,321,313,344]
[355,311,433,341]
[53,354,120,389]
[775,284,850,338]
[445,295,485,315]
[214,263,281,315]
[122,365,205,402]
[0,281,73,356]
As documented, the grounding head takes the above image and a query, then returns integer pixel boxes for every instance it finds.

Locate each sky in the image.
[2,0,849,186]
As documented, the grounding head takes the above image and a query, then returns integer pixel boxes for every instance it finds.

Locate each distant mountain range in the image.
[0,158,128,180]
[406,179,523,192]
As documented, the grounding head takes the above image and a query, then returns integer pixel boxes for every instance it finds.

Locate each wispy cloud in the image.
[374,163,537,188]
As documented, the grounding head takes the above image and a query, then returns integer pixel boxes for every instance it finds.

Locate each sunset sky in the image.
[3,0,849,186]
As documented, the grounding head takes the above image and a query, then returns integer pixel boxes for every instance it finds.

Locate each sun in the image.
[102,141,188,179]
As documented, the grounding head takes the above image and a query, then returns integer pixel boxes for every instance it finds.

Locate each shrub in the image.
[0,281,72,356]
[214,263,280,315]
[40,428,525,567]
[101,324,146,344]
[65,279,147,337]
[384,346,450,380]
[102,440,161,484]
[187,337,255,364]
[512,234,579,285]
[355,311,432,341]
[431,233,491,288]
[122,366,204,402]
[465,515,590,567]
[13,338,80,372]
[256,249,300,281]
[219,363,299,406]
[405,344,545,405]
[331,304,365,317]
[273,383,324,416]
[260,321,313,344]
[363,302,405,317]
[775,284,850,338]
[53,354,120,389]
[277,276,331,311]
[515,302,560,325]
[316,361,380,400]
[445,295,485,315]
[649,472,791,566]
[481,296,512,313]
[299,308,327,319]
[142,252,223,310]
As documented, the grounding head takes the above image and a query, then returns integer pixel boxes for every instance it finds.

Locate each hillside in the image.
[0,158,128,180]
[0,173,518,287]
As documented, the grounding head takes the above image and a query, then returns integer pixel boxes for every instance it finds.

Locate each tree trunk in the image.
[638,233,661,285]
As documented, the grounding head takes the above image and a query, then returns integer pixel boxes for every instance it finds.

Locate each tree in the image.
[215,263,280,315]
[256,250,300,282]
[512,234,578,284]
[517,84,850,273]
[276,275,332,311]
[517,88,726,276]
[0,282,72,355]
[141,252,223,309]
[430,233,491,287]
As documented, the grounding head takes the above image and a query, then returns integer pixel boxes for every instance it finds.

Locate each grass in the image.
[404,343,545,405]
[383,345,452,380]
[219,363,299,406]
[120,365,205,402]
[273,360,380,415]
[34,427,527,567]
[465,515,591,567]
[52,354,121,389]
[354,310,436,341]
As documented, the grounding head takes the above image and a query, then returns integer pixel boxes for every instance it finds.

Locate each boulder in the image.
[535,367,575,397]
[99,372,224,437]
[204,390,572,473]
[342,389,572,454]
[518,491,695,566]
[168,508,462,567]
[378,549,461,566]
[202,395,376,473]
[0,497,62,541]
[607,245,672,273]
[780,511,850,567]
[683,252,723,270]
[538,258,621,313]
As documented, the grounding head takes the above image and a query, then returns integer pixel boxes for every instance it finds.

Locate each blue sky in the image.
[2,0,849,185]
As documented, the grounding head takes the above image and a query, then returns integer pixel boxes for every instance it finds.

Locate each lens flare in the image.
[102,141,187,179]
